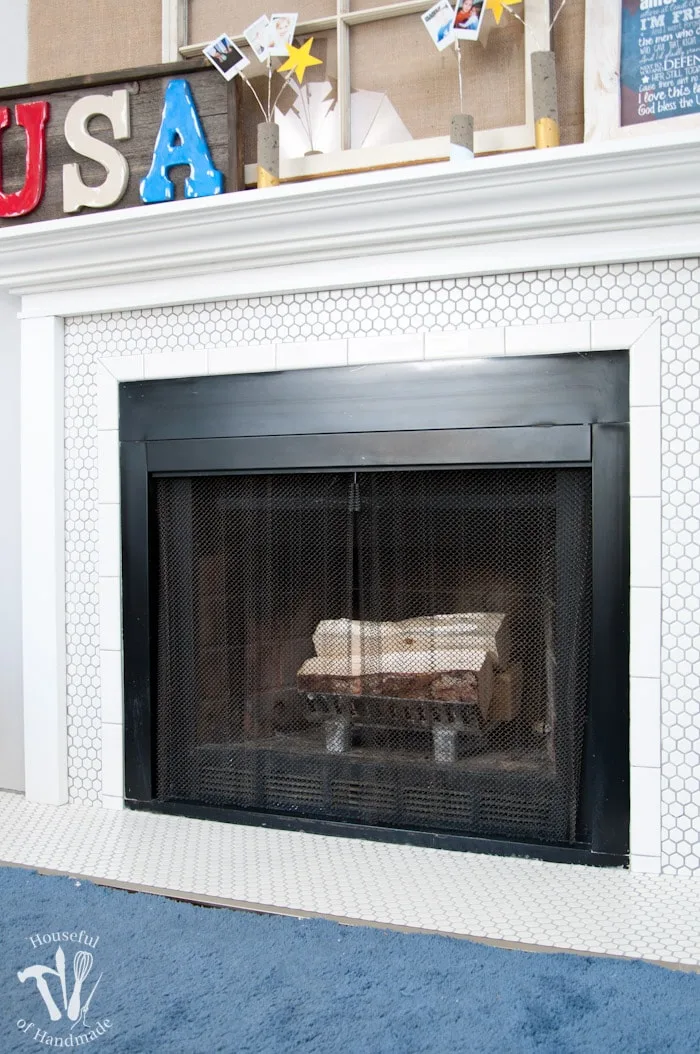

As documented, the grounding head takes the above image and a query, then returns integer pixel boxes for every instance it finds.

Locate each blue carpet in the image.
[1,866,698,1053]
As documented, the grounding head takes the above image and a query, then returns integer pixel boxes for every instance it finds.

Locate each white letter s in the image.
[63,90,130,213]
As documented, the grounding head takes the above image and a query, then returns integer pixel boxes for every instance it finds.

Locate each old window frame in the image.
[175,0,551,181]
[162,0,189,62]
[584,0,700,142]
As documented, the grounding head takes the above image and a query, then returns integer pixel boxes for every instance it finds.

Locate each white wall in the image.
[0,0,28,88]
[0,291,24,790]
[0,0,54,788]
[0,2,34,789]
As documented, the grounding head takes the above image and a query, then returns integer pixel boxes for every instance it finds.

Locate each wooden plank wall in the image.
[0,63,238,227]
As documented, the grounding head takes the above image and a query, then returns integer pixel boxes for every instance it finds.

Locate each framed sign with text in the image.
[584,0,700,141]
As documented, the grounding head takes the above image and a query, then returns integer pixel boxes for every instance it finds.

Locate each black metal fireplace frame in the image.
[120,352,630,866]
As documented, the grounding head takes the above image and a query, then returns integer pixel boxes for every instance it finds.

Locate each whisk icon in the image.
[67,951,93,1022]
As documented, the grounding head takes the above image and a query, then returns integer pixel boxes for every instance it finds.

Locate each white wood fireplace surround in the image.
[2,132,700,884]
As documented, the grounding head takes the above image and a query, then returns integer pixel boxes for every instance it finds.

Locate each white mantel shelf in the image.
[3,130,700,317]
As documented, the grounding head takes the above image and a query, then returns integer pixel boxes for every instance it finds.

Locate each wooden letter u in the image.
[0,101,50,218]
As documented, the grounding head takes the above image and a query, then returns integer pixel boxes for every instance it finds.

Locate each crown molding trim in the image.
[2,132,699,317]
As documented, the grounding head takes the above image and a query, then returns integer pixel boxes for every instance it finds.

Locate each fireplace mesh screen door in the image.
[153,467,592,845]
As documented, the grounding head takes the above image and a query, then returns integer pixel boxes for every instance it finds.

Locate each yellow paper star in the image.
[486,0,522,25]
[277,37,323,84]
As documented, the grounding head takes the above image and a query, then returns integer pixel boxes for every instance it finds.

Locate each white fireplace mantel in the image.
[0,131,699,319]
[3,131,695,876]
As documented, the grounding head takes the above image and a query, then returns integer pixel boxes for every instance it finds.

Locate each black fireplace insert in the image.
[120,352,629,865]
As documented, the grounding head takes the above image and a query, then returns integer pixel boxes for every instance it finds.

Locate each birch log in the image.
[312,613,509,668]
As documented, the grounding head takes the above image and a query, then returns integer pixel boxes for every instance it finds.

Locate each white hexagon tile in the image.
[64,260,700,875]
[0,791,699,965]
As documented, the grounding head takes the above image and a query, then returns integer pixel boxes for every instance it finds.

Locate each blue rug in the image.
[1,866,698,1053]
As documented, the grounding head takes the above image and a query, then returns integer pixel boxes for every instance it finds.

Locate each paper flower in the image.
[277,37,323,84]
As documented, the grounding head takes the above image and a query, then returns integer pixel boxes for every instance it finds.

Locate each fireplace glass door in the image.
[153,466,592,845]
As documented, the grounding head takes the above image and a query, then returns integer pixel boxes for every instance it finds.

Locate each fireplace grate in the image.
[154,467,592,845]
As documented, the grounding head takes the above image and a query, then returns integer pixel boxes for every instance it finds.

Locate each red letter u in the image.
[0,101,49,218]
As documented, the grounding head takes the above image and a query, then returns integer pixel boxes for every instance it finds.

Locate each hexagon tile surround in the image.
[64,261,700,874]
[1,791,700,965]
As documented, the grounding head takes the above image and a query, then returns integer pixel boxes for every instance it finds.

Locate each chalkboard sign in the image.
[620,0,700,126]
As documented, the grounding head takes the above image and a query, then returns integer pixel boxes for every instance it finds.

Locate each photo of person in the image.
[452,0,485,40]
[203,33,251,81]
[422,0,456,51]
[269,13,298,56]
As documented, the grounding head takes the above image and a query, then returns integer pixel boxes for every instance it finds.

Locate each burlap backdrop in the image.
[27,0,585,148]
[28,0,161,81]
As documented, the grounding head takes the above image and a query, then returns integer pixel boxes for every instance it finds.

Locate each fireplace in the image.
[121,352,629,864]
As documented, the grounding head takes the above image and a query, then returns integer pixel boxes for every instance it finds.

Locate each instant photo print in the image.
[422,0,457,51]
[452,0,485,41]
[203,33,251,80]
[269,13,298,56]
[244,15,274,62]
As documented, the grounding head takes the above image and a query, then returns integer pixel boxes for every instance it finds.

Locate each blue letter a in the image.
[140,79,224,203]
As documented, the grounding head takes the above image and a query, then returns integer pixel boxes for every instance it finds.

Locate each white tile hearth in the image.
[0,792,698,966]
